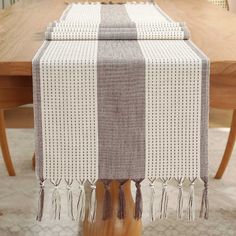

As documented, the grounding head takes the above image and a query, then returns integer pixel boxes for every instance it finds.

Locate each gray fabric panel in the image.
[185,40,210,178]
[32,41,50,179]
[97,40,145,179]
[99,4,136,28]
[99,28,137,40]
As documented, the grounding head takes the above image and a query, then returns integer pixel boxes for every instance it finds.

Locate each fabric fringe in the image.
[187,177,196,221]
[102,180,112,220]
[36,178,45,221]
[65,179,74,221]
[133,179,143,220]
[200,177,209,219]
[149,179,156,222]
[117,180,127,220]
[160,178,170,219]
[76,180,86,222]
[51,179,61,220]
[88,181,97,223]
[176,177,184,220]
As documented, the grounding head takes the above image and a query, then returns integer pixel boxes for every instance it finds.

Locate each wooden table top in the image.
[0,0,236,77]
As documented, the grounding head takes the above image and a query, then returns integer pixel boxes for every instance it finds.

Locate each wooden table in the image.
[1,0,236,235]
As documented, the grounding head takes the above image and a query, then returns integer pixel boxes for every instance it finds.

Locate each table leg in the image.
[83,180,142,236]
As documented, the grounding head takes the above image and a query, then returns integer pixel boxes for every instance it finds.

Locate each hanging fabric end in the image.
[176,177,184,220]
[88,181,97,223]
[36,178,45,221]
[65,179,74,221]
[149,179,156,222]
[76,180,86,222]
[117,180,127,220]
[51,179,61,220]
[133,179,143,220]
[160,178,170,219]
[200,177,209,220]
[187,177,196,221]
[102,180,112,220]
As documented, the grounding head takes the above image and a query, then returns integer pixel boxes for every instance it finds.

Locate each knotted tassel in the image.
[133,179,143,220]
[160,178,170,219]
[76,180,86,222]
[149,179,156,222]
[51,179,61,220]
[176,177,184,220]
[200,177,209,219]
[36,178,45,221]
[88,181,97,223]
[187,178,196,221]
[117,180,127,220]
[102,180,112,220]
[65,179,74,221]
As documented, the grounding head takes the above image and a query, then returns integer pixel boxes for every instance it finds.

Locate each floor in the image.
[0,109,236,235]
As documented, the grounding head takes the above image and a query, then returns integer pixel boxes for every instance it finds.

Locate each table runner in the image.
[45,3,190,40]
[33,3,209,223]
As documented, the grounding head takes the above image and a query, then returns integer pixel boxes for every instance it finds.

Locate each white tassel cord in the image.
[36,178,46,221]
[76,180,86,222]
[88,180,97,223]
[51,179,62,220]
[200,176,209,219]
[176,177,185,220]
[65,179,74,221]
[187,177,197,221]
[160,178,171,219]
[149,179,156,222]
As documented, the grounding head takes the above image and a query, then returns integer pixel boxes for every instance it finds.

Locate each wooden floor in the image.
[3,106,234,129]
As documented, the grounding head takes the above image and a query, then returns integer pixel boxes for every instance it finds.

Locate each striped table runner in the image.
[33,3,209,223]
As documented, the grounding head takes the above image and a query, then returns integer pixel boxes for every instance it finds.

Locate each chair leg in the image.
[32,153,35,170]
[0,110,16,176]
[215,109,236,179]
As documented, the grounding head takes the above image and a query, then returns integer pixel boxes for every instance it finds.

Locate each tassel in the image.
[51,179,61,220]
[133,179,143,220]
[160,178,170,219]
[117,180,127,220]
[176,177,184,220]
[65,179,74,221]
[102,180,112,220]
[88,181,97,223]
[200,177,209,219]
[36,178,45,221]
[76,180,86,222]
[187,178,196,221]
[149,179,156,222]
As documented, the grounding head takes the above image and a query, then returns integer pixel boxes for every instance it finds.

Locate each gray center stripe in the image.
[97,40,146,179]
[98,5,137,40]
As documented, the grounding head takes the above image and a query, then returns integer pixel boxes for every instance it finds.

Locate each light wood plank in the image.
[1,0,236,76]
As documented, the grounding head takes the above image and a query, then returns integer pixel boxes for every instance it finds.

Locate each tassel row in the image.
[36,178,208,221]
[77,180,86,222]
[36,178,45,221]
[88,181,97,223]
[160,178,170,219]
[176,177,184,220]
[117,180,127,219]
[51,179,61,220]
[200,177,209,219]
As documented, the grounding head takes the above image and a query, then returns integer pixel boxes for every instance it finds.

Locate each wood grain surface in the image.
[1,0,236,77]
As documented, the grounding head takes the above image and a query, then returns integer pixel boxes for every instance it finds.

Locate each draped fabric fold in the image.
[33,2,209,222]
